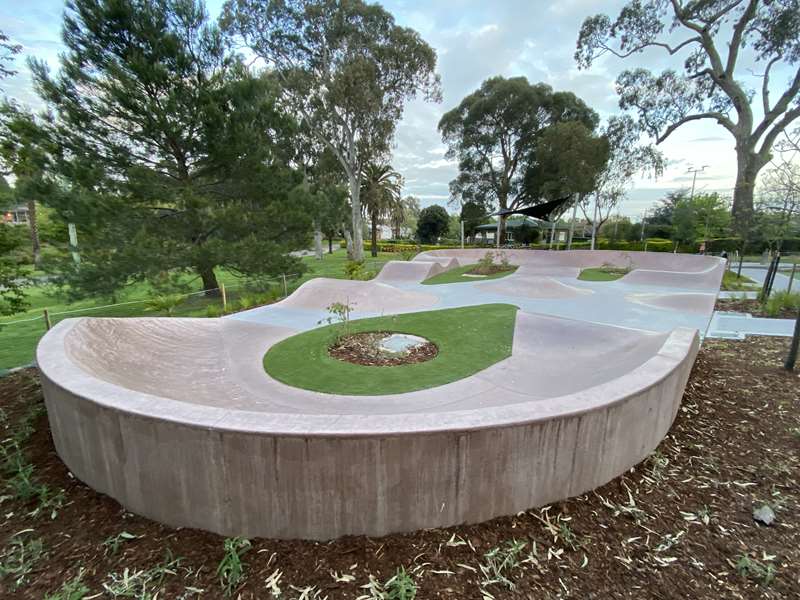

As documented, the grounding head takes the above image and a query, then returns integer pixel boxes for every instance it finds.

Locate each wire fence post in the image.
[282,273,287,298]
[220,283,227,313]
[43,309,52,331]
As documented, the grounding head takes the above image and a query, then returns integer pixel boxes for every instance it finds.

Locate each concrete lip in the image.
[37,250,724,540]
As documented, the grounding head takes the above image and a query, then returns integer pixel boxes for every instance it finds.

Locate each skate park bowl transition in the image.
[37,250,724,540]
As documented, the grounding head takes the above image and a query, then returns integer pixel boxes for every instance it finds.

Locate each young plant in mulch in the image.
[216,537,251,597]
[468,251,515,276]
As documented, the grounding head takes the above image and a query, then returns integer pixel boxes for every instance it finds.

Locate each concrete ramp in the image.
[276,277,438,313]
[620,264,725,290]
[479,275,593,299]
[375,260,446,283]
[627,292,717,315]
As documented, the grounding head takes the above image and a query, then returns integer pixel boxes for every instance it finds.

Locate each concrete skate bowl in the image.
[374,256,459,283]
[38,288,700,540]
[415,249,725,290]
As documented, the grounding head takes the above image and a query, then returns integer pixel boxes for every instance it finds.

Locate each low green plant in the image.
[736,554,776,586]
[217,537,251,596]
[102,552,181,599]
[103,531,138,556]
[205,304,224,318]
[0,533,45,590]
[480,539,526,591]
[344,260,372,280]
[237,295,258,311]
[318,301,355,340]
[385,567,416,600]
[45,570,90,600]
[145,294,184,316]
[764,291,800,317]
[399,250,417,261]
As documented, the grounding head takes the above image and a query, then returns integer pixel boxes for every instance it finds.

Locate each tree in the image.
[0,29,21,81]
[460,200,489,241]
[389,195,420,240]
[224,0,441,262]
[754,162,800,250]
[361,163,401,257]
[32,0,311,298]
[670,193,731,249]
[0,104,56,269]
[0,224,27,315]
[416,204,449,244]
[576,1,800,235]
[439,76,599,243]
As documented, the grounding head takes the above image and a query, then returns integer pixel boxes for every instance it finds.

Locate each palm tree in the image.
[360,164,402,257]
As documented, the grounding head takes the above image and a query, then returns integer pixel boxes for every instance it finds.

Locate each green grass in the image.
[421,264,518,285]
[721,270,758,291]
[577,267,629,282]
[0,250,395,372]
[263,304,518,395]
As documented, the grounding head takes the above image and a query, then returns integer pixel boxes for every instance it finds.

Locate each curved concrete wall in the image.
[38,314,699,540]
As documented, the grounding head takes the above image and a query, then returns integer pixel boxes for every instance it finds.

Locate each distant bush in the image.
[145,294,184,316]
[764,291,800,317]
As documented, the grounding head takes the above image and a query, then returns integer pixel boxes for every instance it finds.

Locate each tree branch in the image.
[656,112,736,144]
[599,36,701,60]
[725,0,759,77]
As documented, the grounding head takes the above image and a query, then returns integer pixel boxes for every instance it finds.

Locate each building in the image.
[2,205,29,225]
[474,217,577,244]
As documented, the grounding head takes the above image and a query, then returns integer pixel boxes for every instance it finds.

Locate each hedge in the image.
[342,238,702,254]
[705,237,800,253]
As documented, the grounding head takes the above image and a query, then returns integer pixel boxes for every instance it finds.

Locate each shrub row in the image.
[705,237,800,253]
[342,238,704,254]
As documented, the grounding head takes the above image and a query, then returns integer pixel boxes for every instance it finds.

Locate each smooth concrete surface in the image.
[38,250,722,540]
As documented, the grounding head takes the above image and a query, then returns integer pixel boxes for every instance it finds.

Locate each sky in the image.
[2,0,797,218]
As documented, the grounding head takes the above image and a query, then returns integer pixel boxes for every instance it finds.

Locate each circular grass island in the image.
[421,263,518,285]
[263,304,518,395]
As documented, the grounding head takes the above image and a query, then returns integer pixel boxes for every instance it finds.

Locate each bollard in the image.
[43,309,52,331]
[220,283,227,313]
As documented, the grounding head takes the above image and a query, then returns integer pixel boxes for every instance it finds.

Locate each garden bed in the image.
[328,331,438,366]
[1,336,799,598]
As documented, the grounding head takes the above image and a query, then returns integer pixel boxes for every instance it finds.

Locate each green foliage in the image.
[225,0,441,261]
[344,260,372,280]
[416,205,450,244]
[736,554,776,586]
[480,539,527,591]
[318,301,355,340]
[102,551,182,599]
[145,294,185,317]
[216,537,251,597]
[0,224,28,315]
[0,533,45,590]
[439,75,598,221]
[103,531,138,557]
[33,0,310,299]
[385,567,417,600]
[45,570,90,600]
[399,250,417,261]
[765,291,800,317]
[362,163,402,256]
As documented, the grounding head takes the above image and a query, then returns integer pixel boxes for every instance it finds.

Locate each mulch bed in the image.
[1,336,799,598]
[329,331,438,366]
[716,298,798,319]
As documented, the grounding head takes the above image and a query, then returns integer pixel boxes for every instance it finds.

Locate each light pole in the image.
[687,165,709,201]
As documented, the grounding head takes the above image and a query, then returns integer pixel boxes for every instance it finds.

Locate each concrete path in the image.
[706,311,797,340]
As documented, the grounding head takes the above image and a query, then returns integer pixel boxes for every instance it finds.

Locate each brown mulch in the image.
[716,298,798,319]
[1,337,799,599]
[329,331,438,366]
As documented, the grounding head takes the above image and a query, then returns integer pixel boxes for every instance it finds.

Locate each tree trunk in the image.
[27,199,40,268]
[370,208,379,257]
[496,215,506,248]
[785,308,799,371]
[343,228,354,260]
[328,235,333,254]
[731,152,761,237]
[313,219,323,260]
[198,266,220,297]
[349,173,364,261]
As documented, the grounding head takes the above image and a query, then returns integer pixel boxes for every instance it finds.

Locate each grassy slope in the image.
[264,304,518,395]
[0,250,394,371]
[421,264,518,285]
[577,267,627,282]
[721,270,758,291]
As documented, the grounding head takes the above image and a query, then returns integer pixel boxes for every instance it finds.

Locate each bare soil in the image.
[1,336,799,599]
[329,331,438,366]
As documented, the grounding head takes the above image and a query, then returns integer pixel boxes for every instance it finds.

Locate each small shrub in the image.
[0,534,45,590]
[736,554,776,586]
[103,552,182,598]
[764,291,800,317]
[103,531,138,556]
[318,301,355,340]
[45,570,90,600]
[345,260,369,280]
[217,537,251,596]
[480,539,526,591]
[145,294,184,316]
[205,304,223,318]
[399,250,417,261]
[385,567,416,600]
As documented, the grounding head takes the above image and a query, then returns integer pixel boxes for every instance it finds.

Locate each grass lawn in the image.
[0,249,396,372]
[578,266,629,282]
[421,264,518,285]
[721,270,759,291]
[263,304,518,395]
